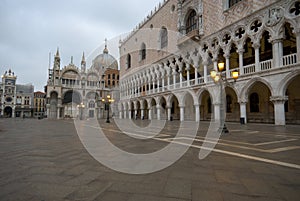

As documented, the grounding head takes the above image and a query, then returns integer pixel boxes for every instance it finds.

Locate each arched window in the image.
[126,54,131,68]
[140,43,146,61]
[250,93,259,112]
[89,101,95,108]
[186,10,198,34]
[160,27,168,49]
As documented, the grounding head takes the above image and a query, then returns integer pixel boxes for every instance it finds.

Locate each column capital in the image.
[270,96,288,104]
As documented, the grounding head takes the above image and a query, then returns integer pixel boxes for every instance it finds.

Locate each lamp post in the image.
[102,94,114,123]
[77,102,85,120]
[210,62,239,134]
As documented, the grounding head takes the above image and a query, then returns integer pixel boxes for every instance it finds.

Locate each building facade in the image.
[0,69,34,118]
[45,44,119,119]
[33,91,46,118]
[119,0,300,125]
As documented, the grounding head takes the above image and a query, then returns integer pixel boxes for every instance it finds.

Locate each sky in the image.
[0,0,162,91]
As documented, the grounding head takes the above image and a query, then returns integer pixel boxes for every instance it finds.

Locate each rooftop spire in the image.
[103,38,109,54]
[55,47,60,57]
[70,56,73,64]
[81,52,85,62]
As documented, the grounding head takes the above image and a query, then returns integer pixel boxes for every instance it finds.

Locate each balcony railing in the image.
[260,59,273,71]
[283,53,297,66]
[243,64,255,74]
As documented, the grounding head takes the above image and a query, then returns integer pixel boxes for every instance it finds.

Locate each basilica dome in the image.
[91,45,118,73]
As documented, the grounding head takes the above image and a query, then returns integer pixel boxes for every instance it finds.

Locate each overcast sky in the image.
[0,0,162,91]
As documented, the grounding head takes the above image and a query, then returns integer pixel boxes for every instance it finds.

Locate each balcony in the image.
[177,29,200,46]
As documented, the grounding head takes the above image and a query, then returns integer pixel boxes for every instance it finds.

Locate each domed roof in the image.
[91,45,118,72]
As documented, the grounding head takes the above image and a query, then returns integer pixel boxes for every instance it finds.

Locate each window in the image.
[112,74,115,79]
[186,10,198,34]
[250,93,259,112]
[229,0,242,8]
[126,54,131,68]
[108,74,111,79]
[160,27,168,49]
[140,43,146,61]
[89,101,95,108]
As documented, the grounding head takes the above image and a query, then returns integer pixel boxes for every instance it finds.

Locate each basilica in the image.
[118,0,300,125]
[45,44,119,119]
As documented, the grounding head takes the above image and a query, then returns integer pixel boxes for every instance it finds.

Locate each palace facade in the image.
[118,0,300,125]
[45,44,119,119]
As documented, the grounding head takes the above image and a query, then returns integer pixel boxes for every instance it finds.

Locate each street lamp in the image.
[210,62,239,134]
[77,102,85,120]
[102,94,114,123]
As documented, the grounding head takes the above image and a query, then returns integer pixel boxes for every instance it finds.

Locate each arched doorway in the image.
[285,74,300,124]
[49,91,58,119]
[170,95,180,120]
[184,92,195,121]
[149,98,157,119]
[160,96,167,120]
[225,87,239,122]
[4,106,12,118]
[62,90,81,118]
[247,81,274,123]
[199,90,212,121]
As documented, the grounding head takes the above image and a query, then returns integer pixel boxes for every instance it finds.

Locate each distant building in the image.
[0,69,34,117]
[45,42,119,119]
[33,91,46,118]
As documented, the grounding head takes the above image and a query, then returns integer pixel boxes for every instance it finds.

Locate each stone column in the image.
[148,108,152,120]
[141,109,144,120]
[296,31,300,63]
[119,110,123,119]
[129,110,132,120]
[253,43,260,72]
[173,70,177,87]
[195,104,200,122]
[12,107,15,118]
[46,104,50,118]
[162,74,165,91]
[186,67,190,86]
[57,107,60,119]
[203,60,208,83]
[238,49,244,75]
[272,38,283,67]
[225,53,230,78]
[271,96,288,125]
[167,106,171,121]
[179,105,185,121]
[156,104,161,120]
[239,101,247,124]
[124,110,127,119]
[157,78,160,93]
[214,103,221,121]
[194,67,198,84]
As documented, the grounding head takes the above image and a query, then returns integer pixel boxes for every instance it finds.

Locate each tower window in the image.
[126,54,131,68]
[140,43,146,61]
[186,10,198,34]
[160,27,168,49]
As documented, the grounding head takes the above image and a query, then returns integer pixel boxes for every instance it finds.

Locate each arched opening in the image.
[88,100,95,118]
[185,9,198,34]
[225,87,239,122]
[61,70,80,87]
[155,97,166,120]
[170,95,180,120]
[184,92,195,121]
[200,90,212,121]
[86,91,99,119]
[243,37,255,66]
[283,23,297,56]
[4,106,12,118]
[130,102,135,119]
[160,27,168,49]
[260,31,273,62]
[140,43,146,61]
[150,98,157,119]
[143,100,148,119]
[229,43,239,70]
[49,91,58,119]
[126,54,131,69]
[62,90,82,118]
[247,81,274,123]
[285,74,300,124]
[135,101,141,119]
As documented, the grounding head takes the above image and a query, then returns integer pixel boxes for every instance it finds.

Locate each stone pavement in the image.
[0,118,299,201]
